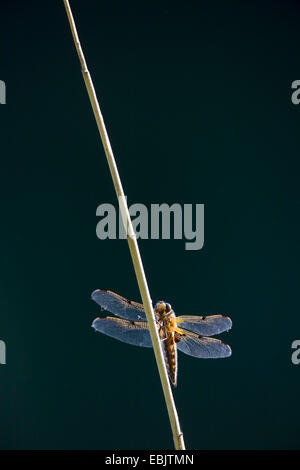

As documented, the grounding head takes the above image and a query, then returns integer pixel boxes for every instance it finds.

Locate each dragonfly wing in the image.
[91,289,147,321]
[92,316,152,347]
[176,329,231,358]
[176,314,232,336]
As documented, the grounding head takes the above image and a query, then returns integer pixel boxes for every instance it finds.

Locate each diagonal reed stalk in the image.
[63,0,185,450]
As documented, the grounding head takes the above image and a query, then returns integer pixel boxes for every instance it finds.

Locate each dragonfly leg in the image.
[165,310,175,318]
[158,326,168,342]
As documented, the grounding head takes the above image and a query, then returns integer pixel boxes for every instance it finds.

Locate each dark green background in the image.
[1,0,300,450]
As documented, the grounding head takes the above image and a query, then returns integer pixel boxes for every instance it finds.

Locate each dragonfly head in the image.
[154,301,172,315]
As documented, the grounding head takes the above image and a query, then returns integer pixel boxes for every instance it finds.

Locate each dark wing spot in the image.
[202,316,206,320]
[198,335,203,339]
[130,321,135,325]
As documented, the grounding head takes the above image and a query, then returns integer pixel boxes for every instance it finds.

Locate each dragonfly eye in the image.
[155,301,166,312]
[165,303,171,313]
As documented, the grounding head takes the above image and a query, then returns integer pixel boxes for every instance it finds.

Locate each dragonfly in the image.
[91,289,232,386]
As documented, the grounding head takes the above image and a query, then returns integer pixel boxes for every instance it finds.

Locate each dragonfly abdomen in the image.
[162,334,178,387]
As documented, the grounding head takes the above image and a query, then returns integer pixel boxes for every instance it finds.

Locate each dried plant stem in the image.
[63,0,185,450]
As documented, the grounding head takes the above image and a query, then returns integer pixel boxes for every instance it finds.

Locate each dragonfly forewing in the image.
[91,289,146,321]
[176,314,232,336]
